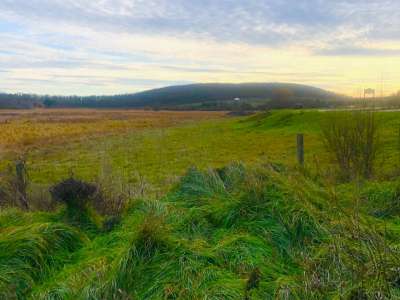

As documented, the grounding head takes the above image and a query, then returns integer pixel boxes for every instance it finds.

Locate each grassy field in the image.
[0,109,226,189]
[2,109,400,299]
[10,109,400,191]
[0,109,225,151]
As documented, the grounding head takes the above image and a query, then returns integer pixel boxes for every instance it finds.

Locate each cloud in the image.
[315,46,400,57]
[0,0,400,96]
[112,78,194,87]
[3,0,396,46]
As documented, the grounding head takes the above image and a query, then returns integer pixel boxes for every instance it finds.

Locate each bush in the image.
[321,111,381,180]
[50,178,97,206]
[50,178,98,227]
[92,163,149,217]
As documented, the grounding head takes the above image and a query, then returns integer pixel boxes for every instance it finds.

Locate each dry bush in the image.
[0,159,30,209]
[50,177,97,207]
[92,161,150,216]
[28,183,58,211]
[50,177,99,227]
[0,160,59,211]
[321,111,381,181]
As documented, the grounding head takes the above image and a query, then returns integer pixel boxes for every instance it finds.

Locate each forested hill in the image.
[106,83,344,109]
[0,83,348,110]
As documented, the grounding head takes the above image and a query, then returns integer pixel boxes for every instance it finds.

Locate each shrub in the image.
[92,163,150,217]
[50,178,97,206]
[50,178,98,227]
[321,111,381,180]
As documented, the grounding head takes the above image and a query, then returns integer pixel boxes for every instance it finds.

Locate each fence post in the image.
[15,159,29,210]
[297,134,304,167]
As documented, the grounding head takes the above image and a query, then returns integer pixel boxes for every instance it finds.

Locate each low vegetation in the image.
[2,162,400,299]
[321,111,381,180]
[1,109,400,299]
[0,109,224,152]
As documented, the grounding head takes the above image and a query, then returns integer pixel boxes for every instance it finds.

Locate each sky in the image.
[0,0,399,96]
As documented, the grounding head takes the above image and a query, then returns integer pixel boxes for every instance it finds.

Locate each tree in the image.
[43,99,57,108]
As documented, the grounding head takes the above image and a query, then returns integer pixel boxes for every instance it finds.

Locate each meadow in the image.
[2,108,400,299]
[8,109,400,191]
[0,109,225,151]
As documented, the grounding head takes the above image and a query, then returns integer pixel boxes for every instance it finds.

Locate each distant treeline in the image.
[0,92,342,110]
[0,93,43,109]
[0,93,137,109]
[6,83,398,111]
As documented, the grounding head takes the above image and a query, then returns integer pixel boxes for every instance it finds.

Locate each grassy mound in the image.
[2,162,400,299]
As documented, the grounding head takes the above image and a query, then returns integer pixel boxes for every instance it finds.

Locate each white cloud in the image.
[0,0,400,95]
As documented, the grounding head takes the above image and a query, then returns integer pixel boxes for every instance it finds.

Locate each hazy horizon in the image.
[1,1,399,97]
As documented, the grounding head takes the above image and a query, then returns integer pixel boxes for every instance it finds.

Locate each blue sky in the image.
[0,0,399,96]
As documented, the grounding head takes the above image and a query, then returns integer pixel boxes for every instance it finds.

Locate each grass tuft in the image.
[0,221,85,299]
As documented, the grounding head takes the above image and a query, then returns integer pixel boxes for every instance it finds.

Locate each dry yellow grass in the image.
[0,109,226,152]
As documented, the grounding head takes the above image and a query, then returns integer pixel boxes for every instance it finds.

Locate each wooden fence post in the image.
[297,134,304,167]
[15,159,29,210]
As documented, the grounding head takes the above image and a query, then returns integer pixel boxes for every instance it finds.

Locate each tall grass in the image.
[0,110,224,152]
[0,214,85,299]
[3,162,400,299]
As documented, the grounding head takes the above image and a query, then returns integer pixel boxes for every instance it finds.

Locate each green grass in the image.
[2,110,400,299]
[17,110,400,193]
[3,162,400,299]
[0,214,85,299]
